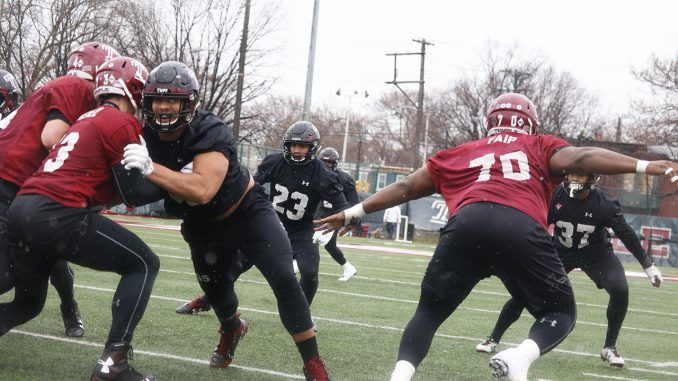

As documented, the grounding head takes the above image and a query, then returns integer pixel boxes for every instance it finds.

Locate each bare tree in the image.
[426,44,600,149]
[0,0,117,94]
[630,54,678,145]
[109,0,276,124]
[1,0,277,127]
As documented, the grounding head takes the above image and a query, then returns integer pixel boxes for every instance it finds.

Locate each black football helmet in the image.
[564,173,600,198]
[0,69,22,118]
[318,147,339,170]
[142,61,200,132]
[283,121,321,165]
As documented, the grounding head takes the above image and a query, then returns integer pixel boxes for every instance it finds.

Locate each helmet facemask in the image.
[564,174,600,198]
[143,94,197,132]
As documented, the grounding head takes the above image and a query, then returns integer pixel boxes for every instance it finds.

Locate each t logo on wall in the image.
[430,200,448,225]
[612,226,671,259]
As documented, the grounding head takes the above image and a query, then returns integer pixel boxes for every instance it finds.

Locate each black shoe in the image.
[90,342,155,381]
[61,301,85,337]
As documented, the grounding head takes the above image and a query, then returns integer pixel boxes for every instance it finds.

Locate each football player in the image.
[0,41,119,337]
[0,69,22,120]
[254,122,348,310]
[475,172,662,369]
[122,61,331,380]
[175,123,349,318]
[314,146,359,281]
[315,93,678,381]
[0,56,157,381]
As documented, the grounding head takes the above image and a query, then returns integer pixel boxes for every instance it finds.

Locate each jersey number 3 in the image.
[272,184,309,220]
[43,132,79,172]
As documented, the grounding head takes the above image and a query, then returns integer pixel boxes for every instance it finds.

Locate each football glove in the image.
[312,230,333,246]
[644,264,663,288]
[122,136,154,177]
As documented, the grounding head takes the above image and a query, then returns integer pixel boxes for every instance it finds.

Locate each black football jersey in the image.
[548,185,651,267]
[144,110,251,222]
[254,153,347,234]
[315,170,359,219]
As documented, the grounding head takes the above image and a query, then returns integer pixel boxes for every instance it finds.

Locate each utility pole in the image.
[302,0,320,121]
[232,0,251,140]
[386,38,433,169]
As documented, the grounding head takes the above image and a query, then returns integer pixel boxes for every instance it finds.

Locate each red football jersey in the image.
[0,75,96,186]
[427,132,569,228]
[19,106,142,208]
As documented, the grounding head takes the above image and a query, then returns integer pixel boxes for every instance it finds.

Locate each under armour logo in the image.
[114,298,121,307]
[585,212,593,217]
[539,317,558,327]
[302,181,310,186]
[98,357,114,374]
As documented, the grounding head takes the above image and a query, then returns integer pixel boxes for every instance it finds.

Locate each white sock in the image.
[390,360,416,381]
[516,339,540,364]
[343,262,352,269]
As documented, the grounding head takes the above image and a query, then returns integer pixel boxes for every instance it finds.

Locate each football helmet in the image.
[487,93,540,136]
[142,61,200,132]
[93,57,149,112]
[67,42,120,81]
[564,173,600,198]
[318,147,339,170]
[0,69,21,118]
[283,121,321,165]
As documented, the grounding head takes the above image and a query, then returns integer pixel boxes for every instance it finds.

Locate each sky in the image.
[251,0,678,116]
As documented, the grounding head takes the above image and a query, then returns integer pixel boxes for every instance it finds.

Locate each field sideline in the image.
[1,214,677,381]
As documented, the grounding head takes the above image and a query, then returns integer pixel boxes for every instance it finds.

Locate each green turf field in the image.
[1,215,677,381]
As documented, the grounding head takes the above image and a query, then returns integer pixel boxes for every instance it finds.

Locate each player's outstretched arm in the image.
[315,166,436,234]
[550,146,678,182]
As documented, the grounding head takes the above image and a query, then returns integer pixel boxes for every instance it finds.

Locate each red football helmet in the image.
[67,42,120,81]
[0,69,22,118]
[93,57,149,112]
[487,93,540,135]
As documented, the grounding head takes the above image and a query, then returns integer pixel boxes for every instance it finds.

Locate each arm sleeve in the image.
[254,154,275,185]
[606,197,653,268]
[341,172,360,206]
[320,168,348,214]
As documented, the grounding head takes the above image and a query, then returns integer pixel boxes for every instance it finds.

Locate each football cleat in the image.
[303,356,331,381]
[210,313,248,368]
[90,342,154,381]
[61,301,85,337]
[476,337,498,353]
[490,348,529,381]
[600,347,624,368]
[176,295,212,314]
[338,262,357,281]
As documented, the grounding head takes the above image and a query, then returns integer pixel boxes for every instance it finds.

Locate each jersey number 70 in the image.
[470,151,530,181]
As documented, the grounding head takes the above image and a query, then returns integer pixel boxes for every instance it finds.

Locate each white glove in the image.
[122,136,154,176]
[644,264,663,288]
[312,230,333,246]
